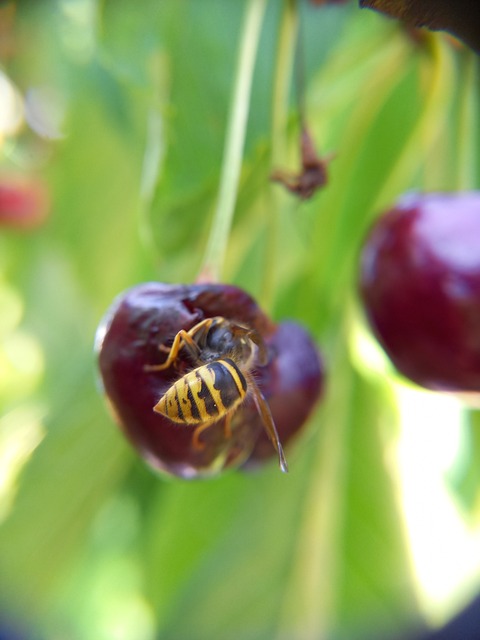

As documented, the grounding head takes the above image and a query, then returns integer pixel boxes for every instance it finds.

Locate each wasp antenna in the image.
[248,375,289,474]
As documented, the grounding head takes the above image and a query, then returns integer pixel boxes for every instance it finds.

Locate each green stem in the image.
[201,0,268,281]
[371,34,450,202]
[262,0,299,306]
[456,51,478,190]
[271,0,299,167]
[276,314,353,640]
[137,51,168,267]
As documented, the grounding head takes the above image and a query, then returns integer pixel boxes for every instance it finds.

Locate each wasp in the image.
[145,316,288,473]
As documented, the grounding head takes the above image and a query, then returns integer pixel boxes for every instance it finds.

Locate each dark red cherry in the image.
[360,0,480,54]
[242,321,324,468]
[359,192,480,392]
[96,282,324,478]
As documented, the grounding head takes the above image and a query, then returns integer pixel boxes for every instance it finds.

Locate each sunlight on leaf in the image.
[395,386,480,625]
[0,406,45,525]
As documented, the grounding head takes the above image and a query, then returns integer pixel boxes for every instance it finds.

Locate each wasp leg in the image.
[186,317,217,345]
[144,330,192,371]
[192,421,213,450]
[223,412,233,439]
[247,373,288,473]
[158,344,172,353]
[144,317,223,372]
[155,317,221,368]
[192,413,233,451]
[144,328,203,372]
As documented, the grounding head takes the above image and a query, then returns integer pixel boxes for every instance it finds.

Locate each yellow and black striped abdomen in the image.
[154,358,248,425]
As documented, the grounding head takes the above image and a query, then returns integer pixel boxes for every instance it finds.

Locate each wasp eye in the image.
[205,326,235,356]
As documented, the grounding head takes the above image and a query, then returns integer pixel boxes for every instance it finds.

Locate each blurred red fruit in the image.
[359,192,480,392]
[0,175,50,230]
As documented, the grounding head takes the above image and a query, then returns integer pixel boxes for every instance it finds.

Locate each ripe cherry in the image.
[96,282,324,478]
[359,192,480,392]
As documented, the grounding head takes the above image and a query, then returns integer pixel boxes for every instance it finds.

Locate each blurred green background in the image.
[1,1,480,638]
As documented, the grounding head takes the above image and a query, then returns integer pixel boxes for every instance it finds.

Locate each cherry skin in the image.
[359,192,480,392]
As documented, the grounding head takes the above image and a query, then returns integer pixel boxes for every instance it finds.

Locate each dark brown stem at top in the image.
[270,127,332,200]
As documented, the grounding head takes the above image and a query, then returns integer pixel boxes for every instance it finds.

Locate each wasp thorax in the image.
[204,323,236,360]
[202,319,255,367]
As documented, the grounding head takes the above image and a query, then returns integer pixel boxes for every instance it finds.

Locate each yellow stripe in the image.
[202,365,227,414]
[166,390,178,419]
[176,378,191,422]
[155,360,246,425]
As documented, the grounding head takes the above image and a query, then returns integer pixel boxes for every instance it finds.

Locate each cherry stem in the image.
[456,51,478,190]
[137,53,167,265]
[271,0,299,168]
[200,0,268,282]
[262,0,299,306]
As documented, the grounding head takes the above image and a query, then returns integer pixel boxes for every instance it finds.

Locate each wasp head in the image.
[200,318,256,367]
